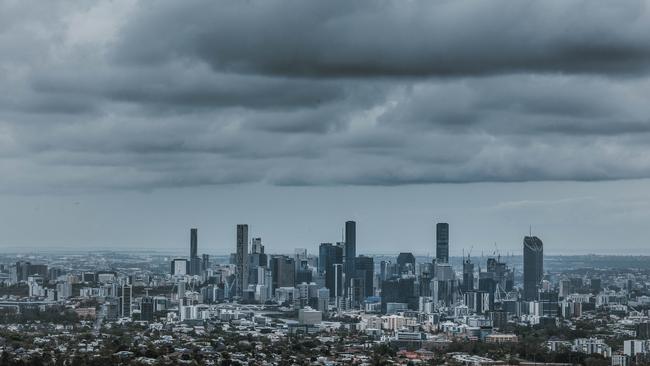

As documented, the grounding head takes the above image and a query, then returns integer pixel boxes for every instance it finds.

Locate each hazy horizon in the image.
[3,179,650,255]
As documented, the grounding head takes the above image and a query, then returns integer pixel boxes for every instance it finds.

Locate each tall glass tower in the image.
[344,220,356,294]
[523,235,544,301]
[436,223,449,264]
[236,224,249,298]
[189,228,200,275]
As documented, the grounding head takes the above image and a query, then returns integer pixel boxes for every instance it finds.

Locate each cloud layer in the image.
[1,0,650,192]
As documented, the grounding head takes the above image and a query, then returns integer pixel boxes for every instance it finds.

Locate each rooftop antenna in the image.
[529,225,532,237]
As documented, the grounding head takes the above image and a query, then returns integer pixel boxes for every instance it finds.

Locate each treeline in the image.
[0,307,79,325]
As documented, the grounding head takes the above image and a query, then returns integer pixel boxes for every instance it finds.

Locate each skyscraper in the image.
[433,263,457,306]
[380,260,396,281]
[381,277,417,313]
[201,254,210,272]
[190,228,198,258]
[118,284,132,318]
[189,228,201,275]
[354,255,374,298]
[462,257,475,292]
[318,243,331,275]
[270,255,295,293]
[523,235,544,301]
[251,237,264,255]
[396,252,415,274]
[332,263,344,299]
[436,223,449,264]
[296,260,312,284]
[319,242,344,298]
[344,221,356,294]
[171,258,189,276]
[235,224,249,298]
[141,296,154,322]
[248,238,268,286]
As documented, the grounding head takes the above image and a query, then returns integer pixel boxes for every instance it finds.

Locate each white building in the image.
[573,338,612,358]
[298,307,322,325]
[612,354,630,366]
[317,287,329,312]
[179,304,210,321]
[383,314,407,331]
[27,276,45,297]
[171,259,188,276]
[56,282,73,300]
[623,340,649,357]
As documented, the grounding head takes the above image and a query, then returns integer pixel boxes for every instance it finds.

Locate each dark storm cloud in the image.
[116,0,650,77]
[1,0,650,193]
[379,75,650,135]
[29,63,348,112]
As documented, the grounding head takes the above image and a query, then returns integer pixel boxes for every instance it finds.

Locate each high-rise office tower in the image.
[332,263,344,299]
[270,255,295,293]
[251,237,264,254]
[171,258,189,276]
[523,236,544,301]
[344,221,356,294]
[235,224,249,298]
[380,260,397,281]
[294,248,308,276]
[396,252,416,274]
[462,257,475,292]
[379,260,389,281]
[354,255,374,298]
[296,259,312,284]
[380,277,417,313]
[419,266,433,297]
[248,238,267,286]
[319,243,344,298]
[106,297,119,321]
[433,263,457,306]
[486,256,512,292]
[118,284,132,318]
[189,228,201,275]
[318,243,331,275]
[190,228,198,258]
[296,267,312,284]
[590,278,602,294]
[15,261,34,282]
[141,296,154,322]
[478,269,497,311]
[436,223,449,264]
[201,254,210,272]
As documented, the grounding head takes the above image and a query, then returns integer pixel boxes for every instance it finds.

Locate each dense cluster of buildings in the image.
[1,221,650,365]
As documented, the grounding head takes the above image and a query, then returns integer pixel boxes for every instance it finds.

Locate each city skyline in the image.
[2,2,650,364]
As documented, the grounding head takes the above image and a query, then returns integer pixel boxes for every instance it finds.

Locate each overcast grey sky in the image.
[1,0,650,255]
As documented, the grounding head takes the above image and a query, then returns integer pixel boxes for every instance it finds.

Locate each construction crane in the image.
[463,246,474,263]
[493,242,501,260]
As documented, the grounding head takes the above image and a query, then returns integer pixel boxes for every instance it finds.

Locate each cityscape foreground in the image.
[1,222,650,365]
